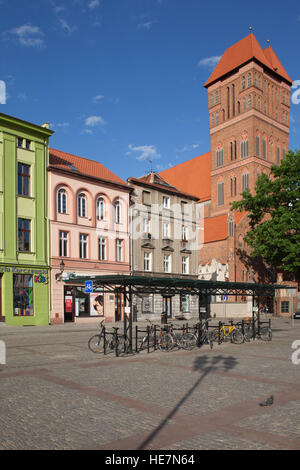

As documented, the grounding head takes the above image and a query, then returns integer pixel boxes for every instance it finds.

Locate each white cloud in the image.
[93,94,105,103]
[85,115,106,126]
[137,21,154,30]
[126,144,161,161]
[58,18,77,34]
[176,143,200,153]
[6,24,44,47]
[88,0,100,9]
[197,55,221,68]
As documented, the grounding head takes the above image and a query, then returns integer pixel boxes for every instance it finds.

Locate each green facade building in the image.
[0,113,53,325]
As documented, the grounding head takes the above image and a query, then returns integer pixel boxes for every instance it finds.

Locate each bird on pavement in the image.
[259,395,274,406]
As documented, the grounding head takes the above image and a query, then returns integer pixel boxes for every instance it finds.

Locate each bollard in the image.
[103,326,106,355]
[147,325,150,353]
[218,321,222,345]
[135,325,138,353]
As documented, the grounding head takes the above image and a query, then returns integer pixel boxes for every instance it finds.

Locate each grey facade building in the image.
[127,172,200,320]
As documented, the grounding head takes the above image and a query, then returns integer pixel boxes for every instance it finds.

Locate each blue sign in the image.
[85,280,93,294]
[223,295,228,301]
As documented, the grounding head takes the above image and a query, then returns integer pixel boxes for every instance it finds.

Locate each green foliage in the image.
[231,150,300,281]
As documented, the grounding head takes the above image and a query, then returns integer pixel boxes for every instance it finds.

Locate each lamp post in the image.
[55,260,65,280]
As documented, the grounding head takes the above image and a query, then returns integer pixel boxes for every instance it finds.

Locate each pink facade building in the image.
[48,148,131,324]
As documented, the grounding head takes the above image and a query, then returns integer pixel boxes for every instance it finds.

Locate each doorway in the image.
[115,293,123,322]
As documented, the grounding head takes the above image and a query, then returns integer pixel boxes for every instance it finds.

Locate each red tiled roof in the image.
[49,148,128,187]
[159,152,211,202]
[204,214,228,243]
[204,33,292,87]
[203,211,247,244]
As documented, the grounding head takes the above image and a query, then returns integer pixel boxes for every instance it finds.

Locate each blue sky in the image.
[1,0,300,181]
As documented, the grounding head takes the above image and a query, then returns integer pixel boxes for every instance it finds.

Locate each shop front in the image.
[63,285,106,323]
[0,265,50,325]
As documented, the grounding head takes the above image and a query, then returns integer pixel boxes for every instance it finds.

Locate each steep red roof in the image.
[49,148,128,188]
[204,214,228,243]
[204,33,292,87]
[263,46,292,84]
[159,152,211,202]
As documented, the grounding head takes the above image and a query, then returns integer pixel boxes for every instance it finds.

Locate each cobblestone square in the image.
[0,317,299,450]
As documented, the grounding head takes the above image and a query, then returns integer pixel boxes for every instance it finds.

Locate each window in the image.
[242,98,246,112]
[59,231,68,257]
[78,193,86,217]
[163,254,171,273]
[180,294,190,313]
[162,222,170,239]
[230,177,237,197]
[79,234,88,259]
[241,139,249,158]
[242,173,249,192]
[282,148,286,160]
[241,76,245,90]
[96,198,105,220]
[215,90,219,104]
[258,75,261,89]
[144,252,152,272]
[262,138,267,159]
[248,72,252,86]
[257,96,261,111]
[18,163,30,196]
[209,94,213,107]
[98,237,106,260]
[182,225,188,241]
[228,219,234,237]
[230,141,237,160]
[217,182,224,206]
[114,200,121,223]
[13,274,33,316]
[256,136,260,156]
[248,95,252,108]
[281,301,289,313]
[18,218,30,252]
[216,112,219,124]
[162,196,170,209]
[182,256,189,274]
[17,137,23,148]
[142,191,151,205]
[276,147,280,165]
[116,239,123,262]
[143,217,150,234]
[25,139,31,150]
[211,114,214,126]
[57,189,67,214]
[216,148,223,168]
[254,72,257,86]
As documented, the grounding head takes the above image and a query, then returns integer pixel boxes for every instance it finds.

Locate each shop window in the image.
[180,294,190,313]
[13,274,33,316]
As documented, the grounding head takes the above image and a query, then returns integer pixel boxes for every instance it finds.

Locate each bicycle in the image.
[88,320,129,356]
[210,322,244,344]
[158,323,194,351]
[242,320,272,342]
[138,319,158,352]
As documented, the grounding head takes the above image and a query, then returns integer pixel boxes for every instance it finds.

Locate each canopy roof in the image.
[64,274,285,297]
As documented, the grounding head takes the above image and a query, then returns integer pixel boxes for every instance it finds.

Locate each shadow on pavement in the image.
[137,354,238,450]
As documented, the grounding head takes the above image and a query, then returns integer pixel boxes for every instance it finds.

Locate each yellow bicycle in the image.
[211,322,244,344]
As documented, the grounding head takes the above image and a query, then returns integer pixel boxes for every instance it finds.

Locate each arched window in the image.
[241,76,246,90]
[114,200,121,224]
[247,72,252,86]
[97,197,105,220]
[248,95,252,108]
[57,188,67,214]
[78,193,86,217]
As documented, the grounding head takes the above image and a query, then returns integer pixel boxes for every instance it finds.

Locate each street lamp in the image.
[55,260,65,280]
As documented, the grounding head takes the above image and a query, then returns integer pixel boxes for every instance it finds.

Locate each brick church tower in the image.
[160,32,295,315]
[204,32,292,217]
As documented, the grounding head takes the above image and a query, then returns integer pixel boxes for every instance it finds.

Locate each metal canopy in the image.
[64,274,284,297]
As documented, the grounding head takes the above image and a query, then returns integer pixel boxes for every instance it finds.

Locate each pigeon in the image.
[259,395,274,406]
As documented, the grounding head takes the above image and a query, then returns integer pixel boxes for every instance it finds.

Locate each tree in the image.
[231,150,300,283]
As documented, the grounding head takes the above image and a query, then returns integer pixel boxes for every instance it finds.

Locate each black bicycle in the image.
[88,320,129,356]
